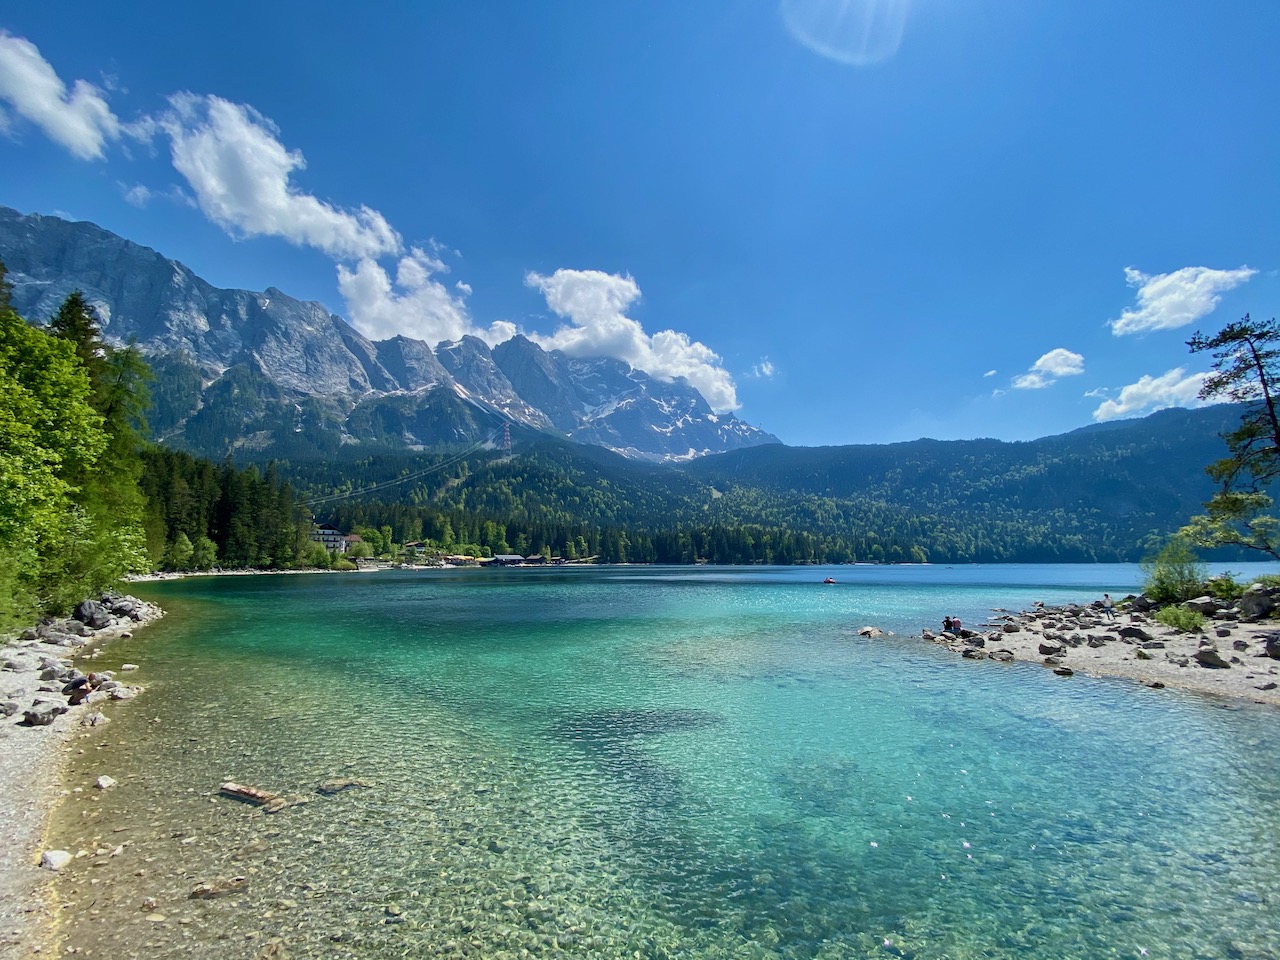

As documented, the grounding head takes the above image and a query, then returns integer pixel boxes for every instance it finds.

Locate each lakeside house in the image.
[310,523,348,554]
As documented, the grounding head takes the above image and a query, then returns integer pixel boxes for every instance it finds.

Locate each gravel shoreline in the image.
[920,597,1280,707]
[0,596,163,960]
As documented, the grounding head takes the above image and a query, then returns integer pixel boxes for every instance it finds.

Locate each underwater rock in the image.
[316,778,371,795]
[190,876,247,899]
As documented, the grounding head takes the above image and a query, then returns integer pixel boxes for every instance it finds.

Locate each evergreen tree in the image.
[1182,316,1280,558]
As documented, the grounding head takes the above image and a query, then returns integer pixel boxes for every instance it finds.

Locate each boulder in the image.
[1263,635,1280,660]
[1038,639,1065,656]
[22,701,67,726]
[72,599,112,630]
[1002,622,1020,633]
[1184,596,1222,614]
[988,649,1015,662]
[1087,635,1107,648]
[1194,647,1231,669]
[96,775,118,790]
[1129,594,1157,613]
[1117,625,1154,643]
[1238,585,1278,620]
[857,626,885,639]
[1,701,20,717]
[1052,666,1074,677]
[1233,639,1250,652]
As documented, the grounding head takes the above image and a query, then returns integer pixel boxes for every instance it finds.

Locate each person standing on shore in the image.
[1102,593,1115,620]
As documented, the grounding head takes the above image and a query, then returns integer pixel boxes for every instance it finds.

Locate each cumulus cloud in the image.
[157,93,401,260]
[120,183,152,207]
[525,268,739,411]
[1111,265,1257,336]
[1092,368,1211,421]
[0,32,120,159]
[1012,348,1084,390]
[337,249,511,346]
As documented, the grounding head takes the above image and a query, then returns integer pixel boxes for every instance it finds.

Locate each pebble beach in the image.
[0,596,163,959]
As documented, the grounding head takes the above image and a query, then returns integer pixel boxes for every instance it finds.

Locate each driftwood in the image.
[218,781,279,805]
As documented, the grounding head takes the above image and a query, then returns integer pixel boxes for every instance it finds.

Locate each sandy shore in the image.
[920,601,1280,707]
[0,598,163,960]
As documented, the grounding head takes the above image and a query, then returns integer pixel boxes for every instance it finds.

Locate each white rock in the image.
[95,775,118,790]
[40,850,73,871]
[120,663,140,671]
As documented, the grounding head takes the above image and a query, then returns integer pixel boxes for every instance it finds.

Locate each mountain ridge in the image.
[0,205,778,462]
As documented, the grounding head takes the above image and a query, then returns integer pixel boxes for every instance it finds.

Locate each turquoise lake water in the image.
[53,564,1280,959]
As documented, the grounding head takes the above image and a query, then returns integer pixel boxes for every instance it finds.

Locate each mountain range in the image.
[0,205,776,462]
[1,203,1250,561]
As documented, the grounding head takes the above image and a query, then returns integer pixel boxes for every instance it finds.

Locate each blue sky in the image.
[1,0,1277,446]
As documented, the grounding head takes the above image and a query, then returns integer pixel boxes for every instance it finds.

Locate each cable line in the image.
[307,426,504,506]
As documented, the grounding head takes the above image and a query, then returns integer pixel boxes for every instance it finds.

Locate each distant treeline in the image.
[139,448,313,572]
[293,422,1238,564]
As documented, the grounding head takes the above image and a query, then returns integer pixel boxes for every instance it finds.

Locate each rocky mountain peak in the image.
[0,205,778,462]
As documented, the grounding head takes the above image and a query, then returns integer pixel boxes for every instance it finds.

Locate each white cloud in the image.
[525,268,739,412]
[1012,348,1084,389]
[750,358,776,379]
[1111,265,1257,336]
[0,32,120,160]
[337,249,509,346]
[1091,367,1210,421]
[158,93,401,260]
[983,369,997,378]
[121,183,152,207]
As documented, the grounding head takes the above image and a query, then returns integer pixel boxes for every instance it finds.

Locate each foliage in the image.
[1204,572,1245,602]
[273,405,1244,566]
[1141,538,1208,605]
[1154,605,1206,633]
[0,272,109,626]
[138,447,312,571]
[1182,316,1280,558]
[44,290,152,595]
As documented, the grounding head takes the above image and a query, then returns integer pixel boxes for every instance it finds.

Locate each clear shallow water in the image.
[51,565,1280,959]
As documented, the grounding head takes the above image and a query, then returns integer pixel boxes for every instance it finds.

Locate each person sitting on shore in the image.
[951,616,963,634]
[942,616,954,633]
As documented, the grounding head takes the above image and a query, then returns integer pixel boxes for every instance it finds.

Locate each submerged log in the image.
[219,781,280,805]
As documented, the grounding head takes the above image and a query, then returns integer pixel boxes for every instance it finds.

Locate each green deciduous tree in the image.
[1181,315,1280,558]
[45,290,151,590]
[0,272,109,625]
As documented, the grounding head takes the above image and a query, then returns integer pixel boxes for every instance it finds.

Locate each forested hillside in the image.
[284,405,1245,563]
